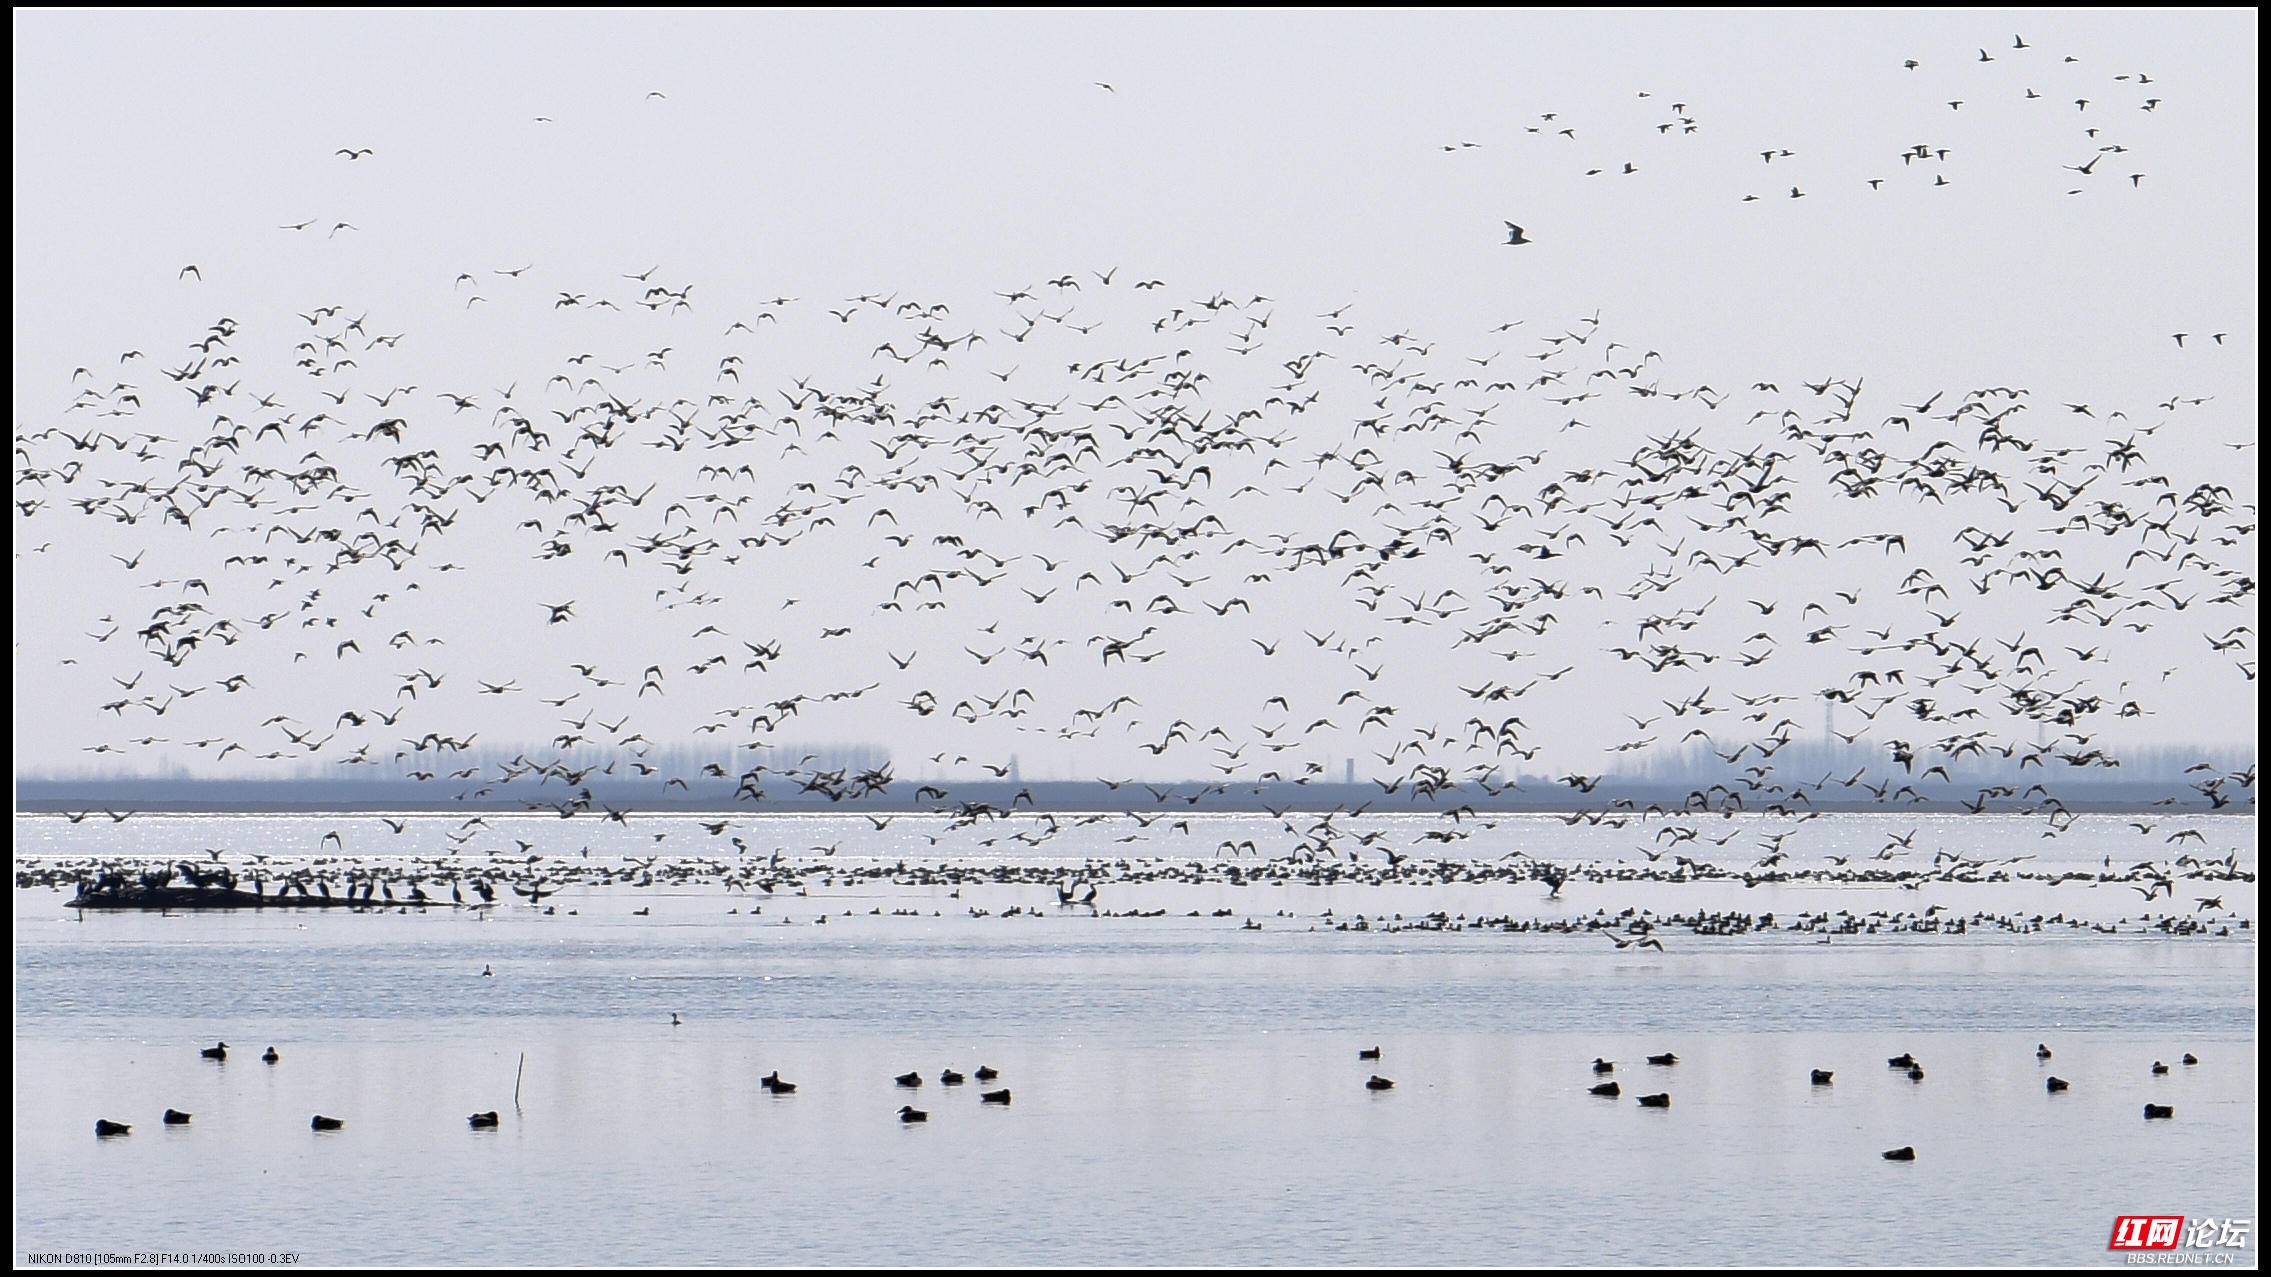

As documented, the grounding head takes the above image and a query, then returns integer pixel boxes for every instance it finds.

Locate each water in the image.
[14,813,2258,1265]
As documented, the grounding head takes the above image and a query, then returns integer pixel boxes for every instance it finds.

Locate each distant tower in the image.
[1009,754,1021,784]
[1345,758,1355,785]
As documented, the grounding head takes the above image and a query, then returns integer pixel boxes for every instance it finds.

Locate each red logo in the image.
[2110,1217,2185,1250]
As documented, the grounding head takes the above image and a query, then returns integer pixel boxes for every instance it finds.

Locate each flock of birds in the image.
[18,269,2254,842]
[12,24,2254,930]
[87,1040,1019,1136]
[1469,32,2182,213]
[23,833,2253,944]
[86,1036,2204,1154]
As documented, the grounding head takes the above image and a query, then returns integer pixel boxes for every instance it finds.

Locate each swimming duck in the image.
[1647,1053,1679,1066]
[1365,1075,1395,1090]
[1359,1046,1382,1060]
[895,1071,922,1088]
[1590,1081,1621,1097]
[974,1065,999,1081]
[1637,1093,1671,1108]
[95,1119,132,1137]
[1883,1146,1916,1161]
[200,1041,228,1061]
[1810,1069,1834,1085]
[898,1106,928,1123]
[1591,1058,1615,1074]
[981,1089,1012,1105]
[941,1070,965,1085]
[310,1115,344,1131]
[261,1047,280,1064]
[163,1109,192,1125]
[468,1111,500,1128]
[2046,1077,2070,1092]
[2143,1104,2174,1120]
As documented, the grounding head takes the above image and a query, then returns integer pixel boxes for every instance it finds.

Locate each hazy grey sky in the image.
[11,9,2258,785]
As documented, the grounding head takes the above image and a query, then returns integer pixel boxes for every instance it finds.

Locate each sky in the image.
[10,9,2259,789]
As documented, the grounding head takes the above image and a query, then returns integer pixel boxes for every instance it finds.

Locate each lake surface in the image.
[14,812,2258,1265]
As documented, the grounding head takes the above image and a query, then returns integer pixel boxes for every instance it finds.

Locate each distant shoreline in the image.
[17,768,2253,820]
